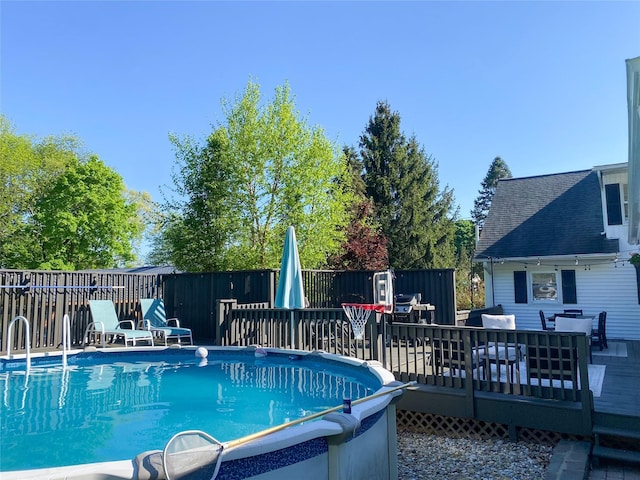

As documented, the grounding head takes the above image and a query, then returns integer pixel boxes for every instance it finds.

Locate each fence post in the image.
[216,299,237,346]
[576,335,593,434]
[463,329,476,417]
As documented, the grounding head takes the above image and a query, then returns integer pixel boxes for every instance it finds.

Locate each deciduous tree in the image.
[0,115,145,269]
[156,80,353,271]
[33,156,142,269]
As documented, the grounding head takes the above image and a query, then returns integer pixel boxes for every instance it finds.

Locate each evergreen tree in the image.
[359,101,456,269]
[325,146,389,270]
[471,156,512,228]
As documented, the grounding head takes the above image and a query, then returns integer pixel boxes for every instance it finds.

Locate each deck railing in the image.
[218,303,592,412]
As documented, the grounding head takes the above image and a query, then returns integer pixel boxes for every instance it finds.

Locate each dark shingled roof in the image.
[474,170,619,260]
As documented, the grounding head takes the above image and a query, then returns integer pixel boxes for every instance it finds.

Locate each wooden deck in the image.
[592,340,640,418]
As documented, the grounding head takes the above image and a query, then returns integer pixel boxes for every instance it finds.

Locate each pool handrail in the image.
[6,316,30,373]
[61,314,71,368]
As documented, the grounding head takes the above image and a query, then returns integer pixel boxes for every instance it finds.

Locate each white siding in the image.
[486,261,640,340]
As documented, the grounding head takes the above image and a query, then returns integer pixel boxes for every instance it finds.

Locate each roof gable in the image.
[475,170,619,259]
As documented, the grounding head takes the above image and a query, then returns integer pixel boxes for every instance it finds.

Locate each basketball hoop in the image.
[341,303,386,340]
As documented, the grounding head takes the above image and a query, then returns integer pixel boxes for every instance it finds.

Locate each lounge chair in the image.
[138,298,193,346]
[84,300,154,347]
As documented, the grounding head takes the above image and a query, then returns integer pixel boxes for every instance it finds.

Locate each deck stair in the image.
[591,425,640,466]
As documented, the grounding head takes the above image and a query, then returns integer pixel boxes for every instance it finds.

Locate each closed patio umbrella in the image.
[275,226,306,346]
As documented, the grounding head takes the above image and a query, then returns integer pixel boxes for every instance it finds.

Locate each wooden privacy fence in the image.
[0,270,161,355]
[163,268,458,340]
[1,267,457,355]
[301,269,457,324]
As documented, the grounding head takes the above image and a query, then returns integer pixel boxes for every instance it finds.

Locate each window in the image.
[605,183,623,225]
[531,272,559,302]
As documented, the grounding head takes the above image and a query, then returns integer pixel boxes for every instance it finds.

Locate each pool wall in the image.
[1,346,403,480]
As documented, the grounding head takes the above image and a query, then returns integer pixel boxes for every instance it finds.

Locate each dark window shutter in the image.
[605,183,623,225]
[514,271,528,304]
[561,270,577,304]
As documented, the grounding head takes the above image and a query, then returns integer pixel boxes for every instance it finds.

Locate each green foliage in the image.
[326,198,389,270]
[157,80,354,271]
[324,145,389,270]
[453,219,484,310]
[0,115,144,270]
[343,145,367,198]
[454,219,475,262]
[471,156,512,227]
[359,101,456,269]
[33,156,141,269]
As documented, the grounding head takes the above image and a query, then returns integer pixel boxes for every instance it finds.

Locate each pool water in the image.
[0,349,379,472]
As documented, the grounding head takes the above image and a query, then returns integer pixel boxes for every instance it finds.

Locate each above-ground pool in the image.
[0,346,404,480]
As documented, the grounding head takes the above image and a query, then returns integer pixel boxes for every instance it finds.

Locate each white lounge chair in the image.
[84,300,154,347]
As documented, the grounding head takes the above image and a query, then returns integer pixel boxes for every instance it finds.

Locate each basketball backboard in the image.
[373,270,394,314]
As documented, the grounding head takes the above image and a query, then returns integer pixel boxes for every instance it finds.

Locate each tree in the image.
[453,219,484,309]
[156,80,354,272]
[359,101,456,269]
[326,198,389,270]
[343,145,367,198]
[324,146,389,270]
[471,156,512,228]
[0,115,145,270]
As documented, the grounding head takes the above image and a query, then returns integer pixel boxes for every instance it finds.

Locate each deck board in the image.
[592,340,640,418]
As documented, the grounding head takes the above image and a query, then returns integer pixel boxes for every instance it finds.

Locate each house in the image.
[474,163,640,340]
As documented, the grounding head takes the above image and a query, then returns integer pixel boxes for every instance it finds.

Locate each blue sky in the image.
[2,1,639,225]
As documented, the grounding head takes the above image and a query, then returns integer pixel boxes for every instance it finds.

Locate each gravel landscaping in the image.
[397,431,554,480]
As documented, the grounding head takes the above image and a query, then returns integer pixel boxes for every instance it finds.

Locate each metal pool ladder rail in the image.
[6,315,31,373]
[61,313,71,368]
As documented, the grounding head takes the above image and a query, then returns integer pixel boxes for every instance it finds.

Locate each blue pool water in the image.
[0,349,379,472]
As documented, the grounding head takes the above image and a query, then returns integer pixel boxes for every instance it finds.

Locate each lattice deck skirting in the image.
[396,409,588,446]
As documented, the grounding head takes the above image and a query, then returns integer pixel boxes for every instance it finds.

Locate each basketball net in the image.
[341,304,386,340]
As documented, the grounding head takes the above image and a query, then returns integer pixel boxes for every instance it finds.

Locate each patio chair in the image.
[563,309,583,318]
[138,298,193,346]
[480,313,522,364]
[431,337,479,376]
[526,342,578,383]
[555,316,592,363]
[539,310,553,331]
[591,311,608,351]
[84,300,154,347]
[432,338,463,375]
